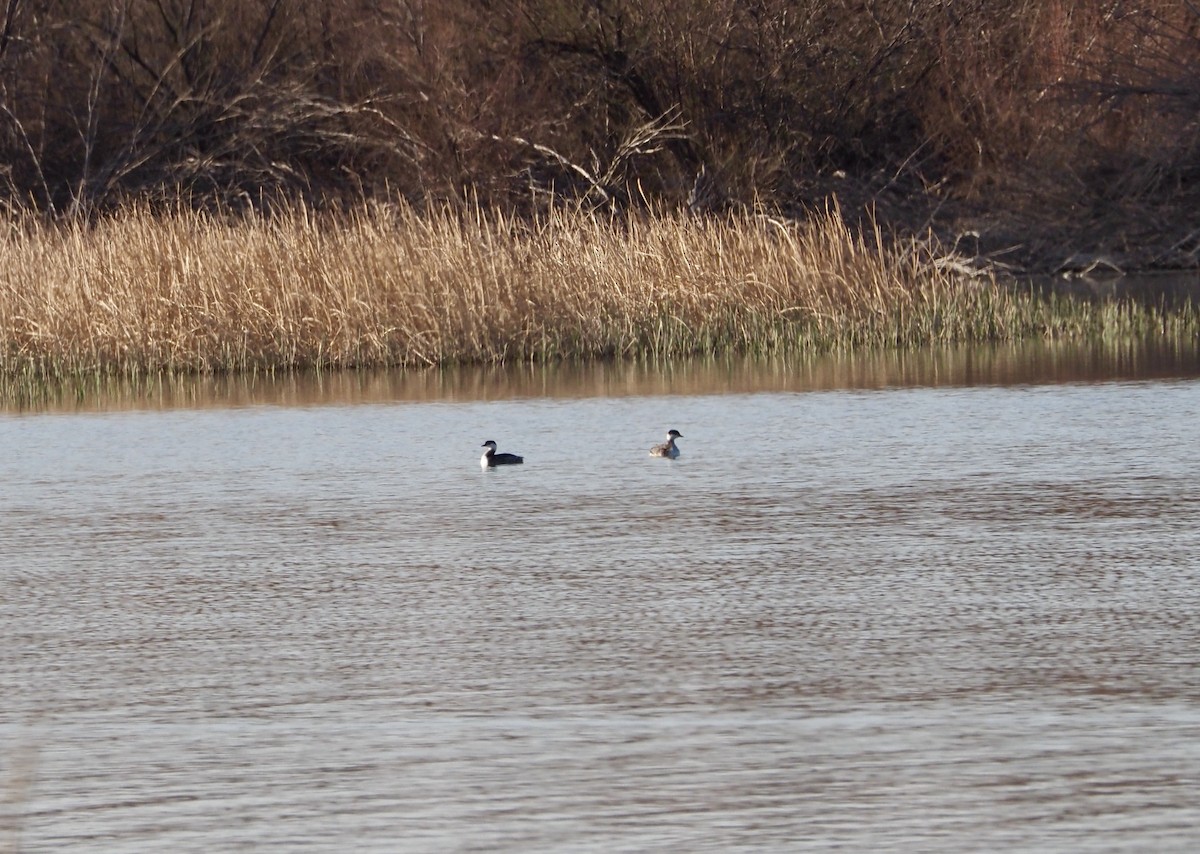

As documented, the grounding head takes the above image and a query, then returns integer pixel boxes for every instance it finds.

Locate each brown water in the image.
[3,340,1200,852]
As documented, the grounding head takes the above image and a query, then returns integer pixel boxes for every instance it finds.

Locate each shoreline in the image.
[798,174,1200,279]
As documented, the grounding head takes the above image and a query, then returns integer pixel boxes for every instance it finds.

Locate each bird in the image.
[649,429,683,459]
[481,440,524,468]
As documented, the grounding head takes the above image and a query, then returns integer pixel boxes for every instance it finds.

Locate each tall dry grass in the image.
[0,204,1192,381]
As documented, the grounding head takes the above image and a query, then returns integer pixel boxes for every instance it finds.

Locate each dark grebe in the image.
[481,440,524,467]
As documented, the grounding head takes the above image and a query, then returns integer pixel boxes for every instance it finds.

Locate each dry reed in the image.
[0,204,1193,381]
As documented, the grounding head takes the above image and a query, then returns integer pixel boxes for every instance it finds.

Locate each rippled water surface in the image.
[3,342,1200,852]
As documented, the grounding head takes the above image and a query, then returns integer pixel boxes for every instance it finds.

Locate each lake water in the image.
[3,339,1200,852]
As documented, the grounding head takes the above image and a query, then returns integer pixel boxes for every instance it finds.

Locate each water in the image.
[3,341,1200,852]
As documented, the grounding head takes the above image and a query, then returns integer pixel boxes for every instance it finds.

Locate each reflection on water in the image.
[3,336,1200,413]
[2,342,1200,852]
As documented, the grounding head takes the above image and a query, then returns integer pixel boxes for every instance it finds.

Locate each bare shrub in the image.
[0,0,1195,250]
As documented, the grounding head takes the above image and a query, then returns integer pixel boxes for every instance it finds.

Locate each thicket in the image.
[0,0,1197,244]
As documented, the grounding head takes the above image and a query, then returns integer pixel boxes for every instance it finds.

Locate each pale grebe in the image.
[649,429,683,458]
[481,440,524,467]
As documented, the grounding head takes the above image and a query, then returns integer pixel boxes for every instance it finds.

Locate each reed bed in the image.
[0,204,1194,381]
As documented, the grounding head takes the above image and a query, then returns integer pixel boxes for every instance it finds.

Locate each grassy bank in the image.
[0,205,1196,382]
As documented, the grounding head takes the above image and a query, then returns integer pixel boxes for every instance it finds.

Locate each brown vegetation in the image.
[0,1,1197,270]
[2,203,1193,383]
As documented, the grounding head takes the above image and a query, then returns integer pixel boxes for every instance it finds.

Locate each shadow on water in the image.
[2,335,1199,414]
